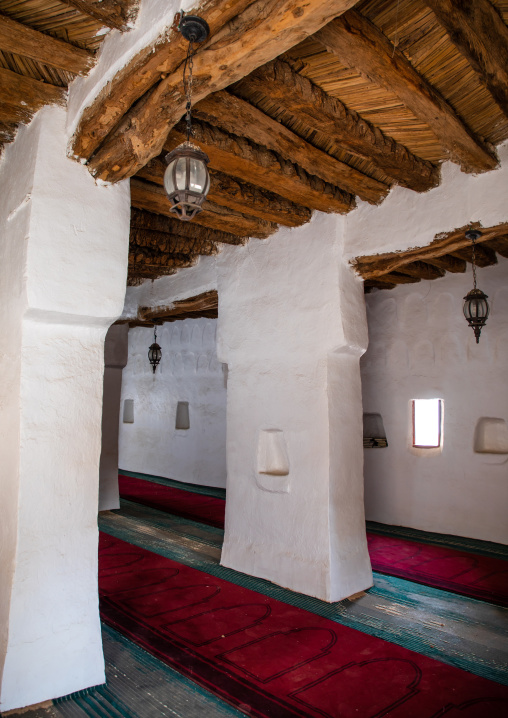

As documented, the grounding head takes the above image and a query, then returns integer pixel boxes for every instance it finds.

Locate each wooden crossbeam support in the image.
[314,11,497,173]
[377,272,421,285]
[364,279,396,291]
[194,91,389,203]
[395,261,445,280]
[130,178,277,239]
[139,291,219,322]
[85,0,360,182]
[451,244,498,268]
[238,60,439,193]
[423,254,466,273]
[0,14,94,75]
[484,236,508,259]
[61,0,139,31]
[70,0,255,160]
[129,246,196,269]
[354,222,508,280]
[0,68,66,123]
[425,0,508,118]
[164,122,354,214]
[131,208,244,246]
[0,121,17,144]
[130,227,218,256]
[137,156,312,227]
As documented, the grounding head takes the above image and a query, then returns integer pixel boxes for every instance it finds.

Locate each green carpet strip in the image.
[99,507,508,687]
[54,625,244,718]
[118,470,226,499]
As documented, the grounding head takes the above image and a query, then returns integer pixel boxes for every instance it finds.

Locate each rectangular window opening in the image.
[412,399,442,448]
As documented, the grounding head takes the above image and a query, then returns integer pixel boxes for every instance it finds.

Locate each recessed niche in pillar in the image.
[175,401,190,430]
[123,399,134,424]
[363,413,387,448]
[256,429,290,493]
[474,418,508,454]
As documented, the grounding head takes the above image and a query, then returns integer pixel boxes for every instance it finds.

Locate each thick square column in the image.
[217,214,373,602]
[0,106,130,711]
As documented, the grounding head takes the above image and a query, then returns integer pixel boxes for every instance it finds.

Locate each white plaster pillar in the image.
[99,323,129,511]
[217,214,373,602]
[0,106,130,711]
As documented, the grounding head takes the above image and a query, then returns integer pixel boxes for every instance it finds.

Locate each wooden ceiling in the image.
[3,0,508,289]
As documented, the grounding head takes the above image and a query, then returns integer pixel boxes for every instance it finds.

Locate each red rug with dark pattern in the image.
[99,533,508,718]
[118,474,508,607]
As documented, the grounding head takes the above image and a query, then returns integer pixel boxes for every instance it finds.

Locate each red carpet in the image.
[118,474,508,607]
[99,533,508,718]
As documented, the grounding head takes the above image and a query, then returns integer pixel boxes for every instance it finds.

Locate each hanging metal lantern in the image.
[163,14,210,221]
[463,229,489,344]
[164,142,210,220]
[148,327,162,373]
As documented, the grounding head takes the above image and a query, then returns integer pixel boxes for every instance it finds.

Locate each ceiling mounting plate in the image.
[179,15,210,43]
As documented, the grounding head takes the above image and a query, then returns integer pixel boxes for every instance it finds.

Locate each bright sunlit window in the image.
[412,399,442,448]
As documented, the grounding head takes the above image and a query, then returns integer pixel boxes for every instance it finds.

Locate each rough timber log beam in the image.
[0,14,94,75]
[129,246,196,269]
[71,0,256,160]
[86,0,361,182]
[484,237,508,259]
[131,207,244,246]
[130,178,277,239]
[394,261,445,281]
[450,244,498,268]
[314,11,497,173]
[375,272,421,285]
[0,68,66,123]
[0,121,16,144]
[354,222,508,280]
[137,156,312,227]
[194,91,388,203]
[139,291,219,322]
[130,227,218,256]
[238,60,439,193]
[425,0,508,118]
[61,0,139,31]
[164,121,354,214]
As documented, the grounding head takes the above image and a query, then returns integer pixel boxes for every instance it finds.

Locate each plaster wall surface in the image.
[119,317,227,488]
[217,213,372,601]
[67,0,191,140]
[345,141,508,260]
[0,106,130,711]
[100,324,129,511]
[362,258,508,544]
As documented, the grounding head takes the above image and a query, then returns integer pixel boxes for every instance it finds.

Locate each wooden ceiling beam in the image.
[314,11,497,173]
[194,90,389,204]
[0,121,17,144]
[130,208,244,246]
[129,246,196,269]
[395,261,445,280]
[139,291,219,322]
[137,156,312,227]
[164,122,354,214]
[0,14,94,75]
[484,236,508,258]
[364,278,396,291]
[70,0,256,160]
[450,244,498,268]
[238,60,439,193]
[376,272,421,285]
[425,0,508,118]
[130,227,218,257]
[354,222,508,280]
[0,68,66,121]
[85,0,360,182]
[61,0,139,31]
[423,254,467,273]
[130,178,277,239]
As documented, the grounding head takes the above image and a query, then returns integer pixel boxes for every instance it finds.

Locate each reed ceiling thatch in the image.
[2,0,507,288]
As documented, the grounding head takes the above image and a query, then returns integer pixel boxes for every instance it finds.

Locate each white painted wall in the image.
[362,259,508,545]
[0,106,130,711]
[217,213,373,602]
[119,317,227,488]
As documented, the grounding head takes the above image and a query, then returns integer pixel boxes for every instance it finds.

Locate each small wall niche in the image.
[363,413,387,448]
[175,401,190,430]
[256,429,290,493]
[474,418,508,454]
[123,399,134,424]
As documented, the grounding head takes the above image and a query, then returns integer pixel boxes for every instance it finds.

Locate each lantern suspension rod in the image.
[183,39,195,142]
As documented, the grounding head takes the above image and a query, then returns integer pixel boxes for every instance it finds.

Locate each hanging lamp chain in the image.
[183,40,195,142]
[471,232,477,290]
